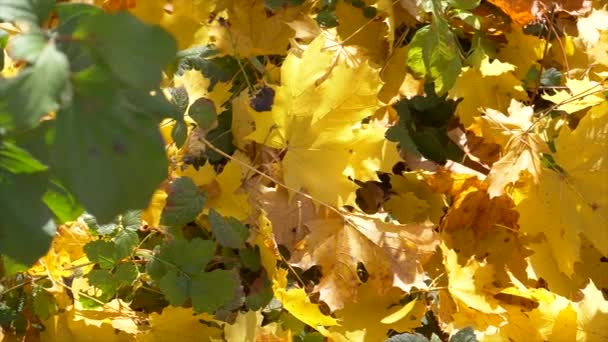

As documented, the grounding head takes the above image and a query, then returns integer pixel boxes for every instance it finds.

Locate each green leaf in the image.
[385,333,429,342]
[123,87,180,121]
[316,8,338,28]
[53,3,102,23]
[208,209,249,249]
[53,75,168,223]
[82,231,135,269]
[1,255,29,276]
[147,238,215,280]
[239,246,260,271]
[119,210,142,231]
[0,141,47,173]
[43,180,84,223]
[0,41,69,130]
[190,270,239,313]
[386,102,419,155]
[171,120,188,148]
[86,263,137,303]
[188,98,216,129]
[161,177,207,226]
[86,269,118,302]
[245,275,272,310]
[0,29,8,48]
[114,230,138,260]
[450,327,477,342]
[424,18,462,95]
[75,11,177,89]
[411,127,462,164]
[0,170,55,265]
[447,0,480,10]
[0,0,55,24]
[158,268,190,306]
[82,212,118,235]
[7,30,47,63]
[451,10,480,30]
[203,111,235,163]
[168,86,189,112]
[115,263,138,284]
[540,67,562,87]
[32,286,56,320]
[84,240,120,269]
[362,6,377,18]
[407,26,429,78]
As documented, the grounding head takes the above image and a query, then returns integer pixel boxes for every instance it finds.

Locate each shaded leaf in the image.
[208,209,249,249]
[161,177,207,226]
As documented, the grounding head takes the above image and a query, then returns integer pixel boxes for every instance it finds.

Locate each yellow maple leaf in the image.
[42,276,143,341]
[542,77,606,114]
[289,211,438,311]
[29,222,93,279]
[273,268,339,331]
[230,90,257,150]
[41,309,135,342]
[224,310,291,342]
[473,100,549,197]
[206,1,299,56]
[204,157,251,220]
[497,24,548,79]
[577,7,608,48]
[135,306,222,341]
[253,211,338,332]
[442,246,504,315]
[246,35,400,207]
[384,172,445,224]
[332,0,391,63]
[575,281,608,341]
[173,69,232,115]
[379,46,424,104]
[426,169,532,285]
[142,189,167,228]
[328,283,426,342]
[449,55,528,128]
[514,102,608,277]
[251,185,316,252]
[129,0,216,49]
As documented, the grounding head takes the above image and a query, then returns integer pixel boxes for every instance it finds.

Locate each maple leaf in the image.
[245,35,400,207]
[496,25,548,80]
[224,310,291,342]
[487,0,591,26]
[542,77,606,114]
[332,0,392,63]
[328,283,426,342]
[129,0,216,49]
[253,211,338,332]
[135,306,222,341]
[426,170,531,285]
[575,281,608,341]
[251,185,317,252]
[29,222,93,280]
[206,1,299,56]
[448,54,528,128]
[384,171,445,224]
[514,102,608,277]
[378,46,424,104]
[173,69,232,115]
[473,100,549,197]
[289,211,438,311]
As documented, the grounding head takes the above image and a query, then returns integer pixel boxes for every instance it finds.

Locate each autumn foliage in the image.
[0,0,607,341]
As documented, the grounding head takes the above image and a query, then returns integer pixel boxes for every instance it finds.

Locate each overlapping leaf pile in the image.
[1,0,607,341]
